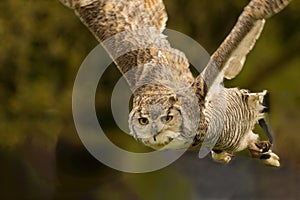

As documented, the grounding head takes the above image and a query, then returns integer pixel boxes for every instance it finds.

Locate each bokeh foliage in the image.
[0,0,299,199]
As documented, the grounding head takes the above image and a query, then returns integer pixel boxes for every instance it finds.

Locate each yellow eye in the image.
[163,115,173,123]
[138,118,149,125]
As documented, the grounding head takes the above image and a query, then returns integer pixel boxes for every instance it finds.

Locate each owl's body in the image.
[61,0,292,167]
[201,88,265,151]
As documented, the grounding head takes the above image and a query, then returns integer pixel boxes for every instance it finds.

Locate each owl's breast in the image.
[203,88,266,151]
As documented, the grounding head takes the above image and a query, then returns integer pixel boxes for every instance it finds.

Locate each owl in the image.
[60,0,292,167]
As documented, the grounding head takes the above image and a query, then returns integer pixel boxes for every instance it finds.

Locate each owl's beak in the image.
[153,135,157,141]
[151,125,160,141]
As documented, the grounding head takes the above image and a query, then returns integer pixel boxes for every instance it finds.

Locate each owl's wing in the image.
[60,0,194,85]
[60,0,167,40]
[195,0,292,96]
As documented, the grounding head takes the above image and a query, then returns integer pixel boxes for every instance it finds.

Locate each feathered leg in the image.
[247,91,280,167]
[210,90,280,167]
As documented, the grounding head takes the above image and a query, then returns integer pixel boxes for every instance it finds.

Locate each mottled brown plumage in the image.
[60,0,292,167]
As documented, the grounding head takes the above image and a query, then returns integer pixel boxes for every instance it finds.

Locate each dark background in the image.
[0,0,299,199]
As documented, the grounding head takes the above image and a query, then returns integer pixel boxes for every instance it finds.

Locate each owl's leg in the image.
[211,150,233,164]
[243,90,280,167]
[248,140,280,167]
[248,91,280,167]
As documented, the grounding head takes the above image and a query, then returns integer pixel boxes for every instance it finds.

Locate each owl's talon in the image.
[249,140,272,158]
[211,150,233,164]
[260,152,280,167]
[248,141,280,167]
[259,154,271,159]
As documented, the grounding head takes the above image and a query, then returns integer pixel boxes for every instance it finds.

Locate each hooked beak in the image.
[153,135,157,141]
[151,125,160,141]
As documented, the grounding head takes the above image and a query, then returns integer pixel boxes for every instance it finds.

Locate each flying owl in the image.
[60,0,292,167]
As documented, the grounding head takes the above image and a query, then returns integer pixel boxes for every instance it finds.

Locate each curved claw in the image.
[260,151,280,167]
[248,140,280,167]
[249,140,272,157]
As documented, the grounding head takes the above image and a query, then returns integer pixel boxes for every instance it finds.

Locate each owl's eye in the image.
[162,115,173,123]
[138,117,149,125]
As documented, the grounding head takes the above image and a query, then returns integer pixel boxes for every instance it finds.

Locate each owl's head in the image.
[128,86,200,150]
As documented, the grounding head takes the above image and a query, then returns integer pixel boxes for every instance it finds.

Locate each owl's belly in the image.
[206,88,266,152]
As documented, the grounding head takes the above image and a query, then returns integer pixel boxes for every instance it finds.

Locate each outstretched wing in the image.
[60,0,168,41]
[192,0,292,154]
[60,0,194,85]
[195,0,292,96]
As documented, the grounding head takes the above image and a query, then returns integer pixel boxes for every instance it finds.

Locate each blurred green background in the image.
[0,0,299,199]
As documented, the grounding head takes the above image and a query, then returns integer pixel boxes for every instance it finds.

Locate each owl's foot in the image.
[248,140,280,167]
[260,151,280,167]
[211,150,233,164]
